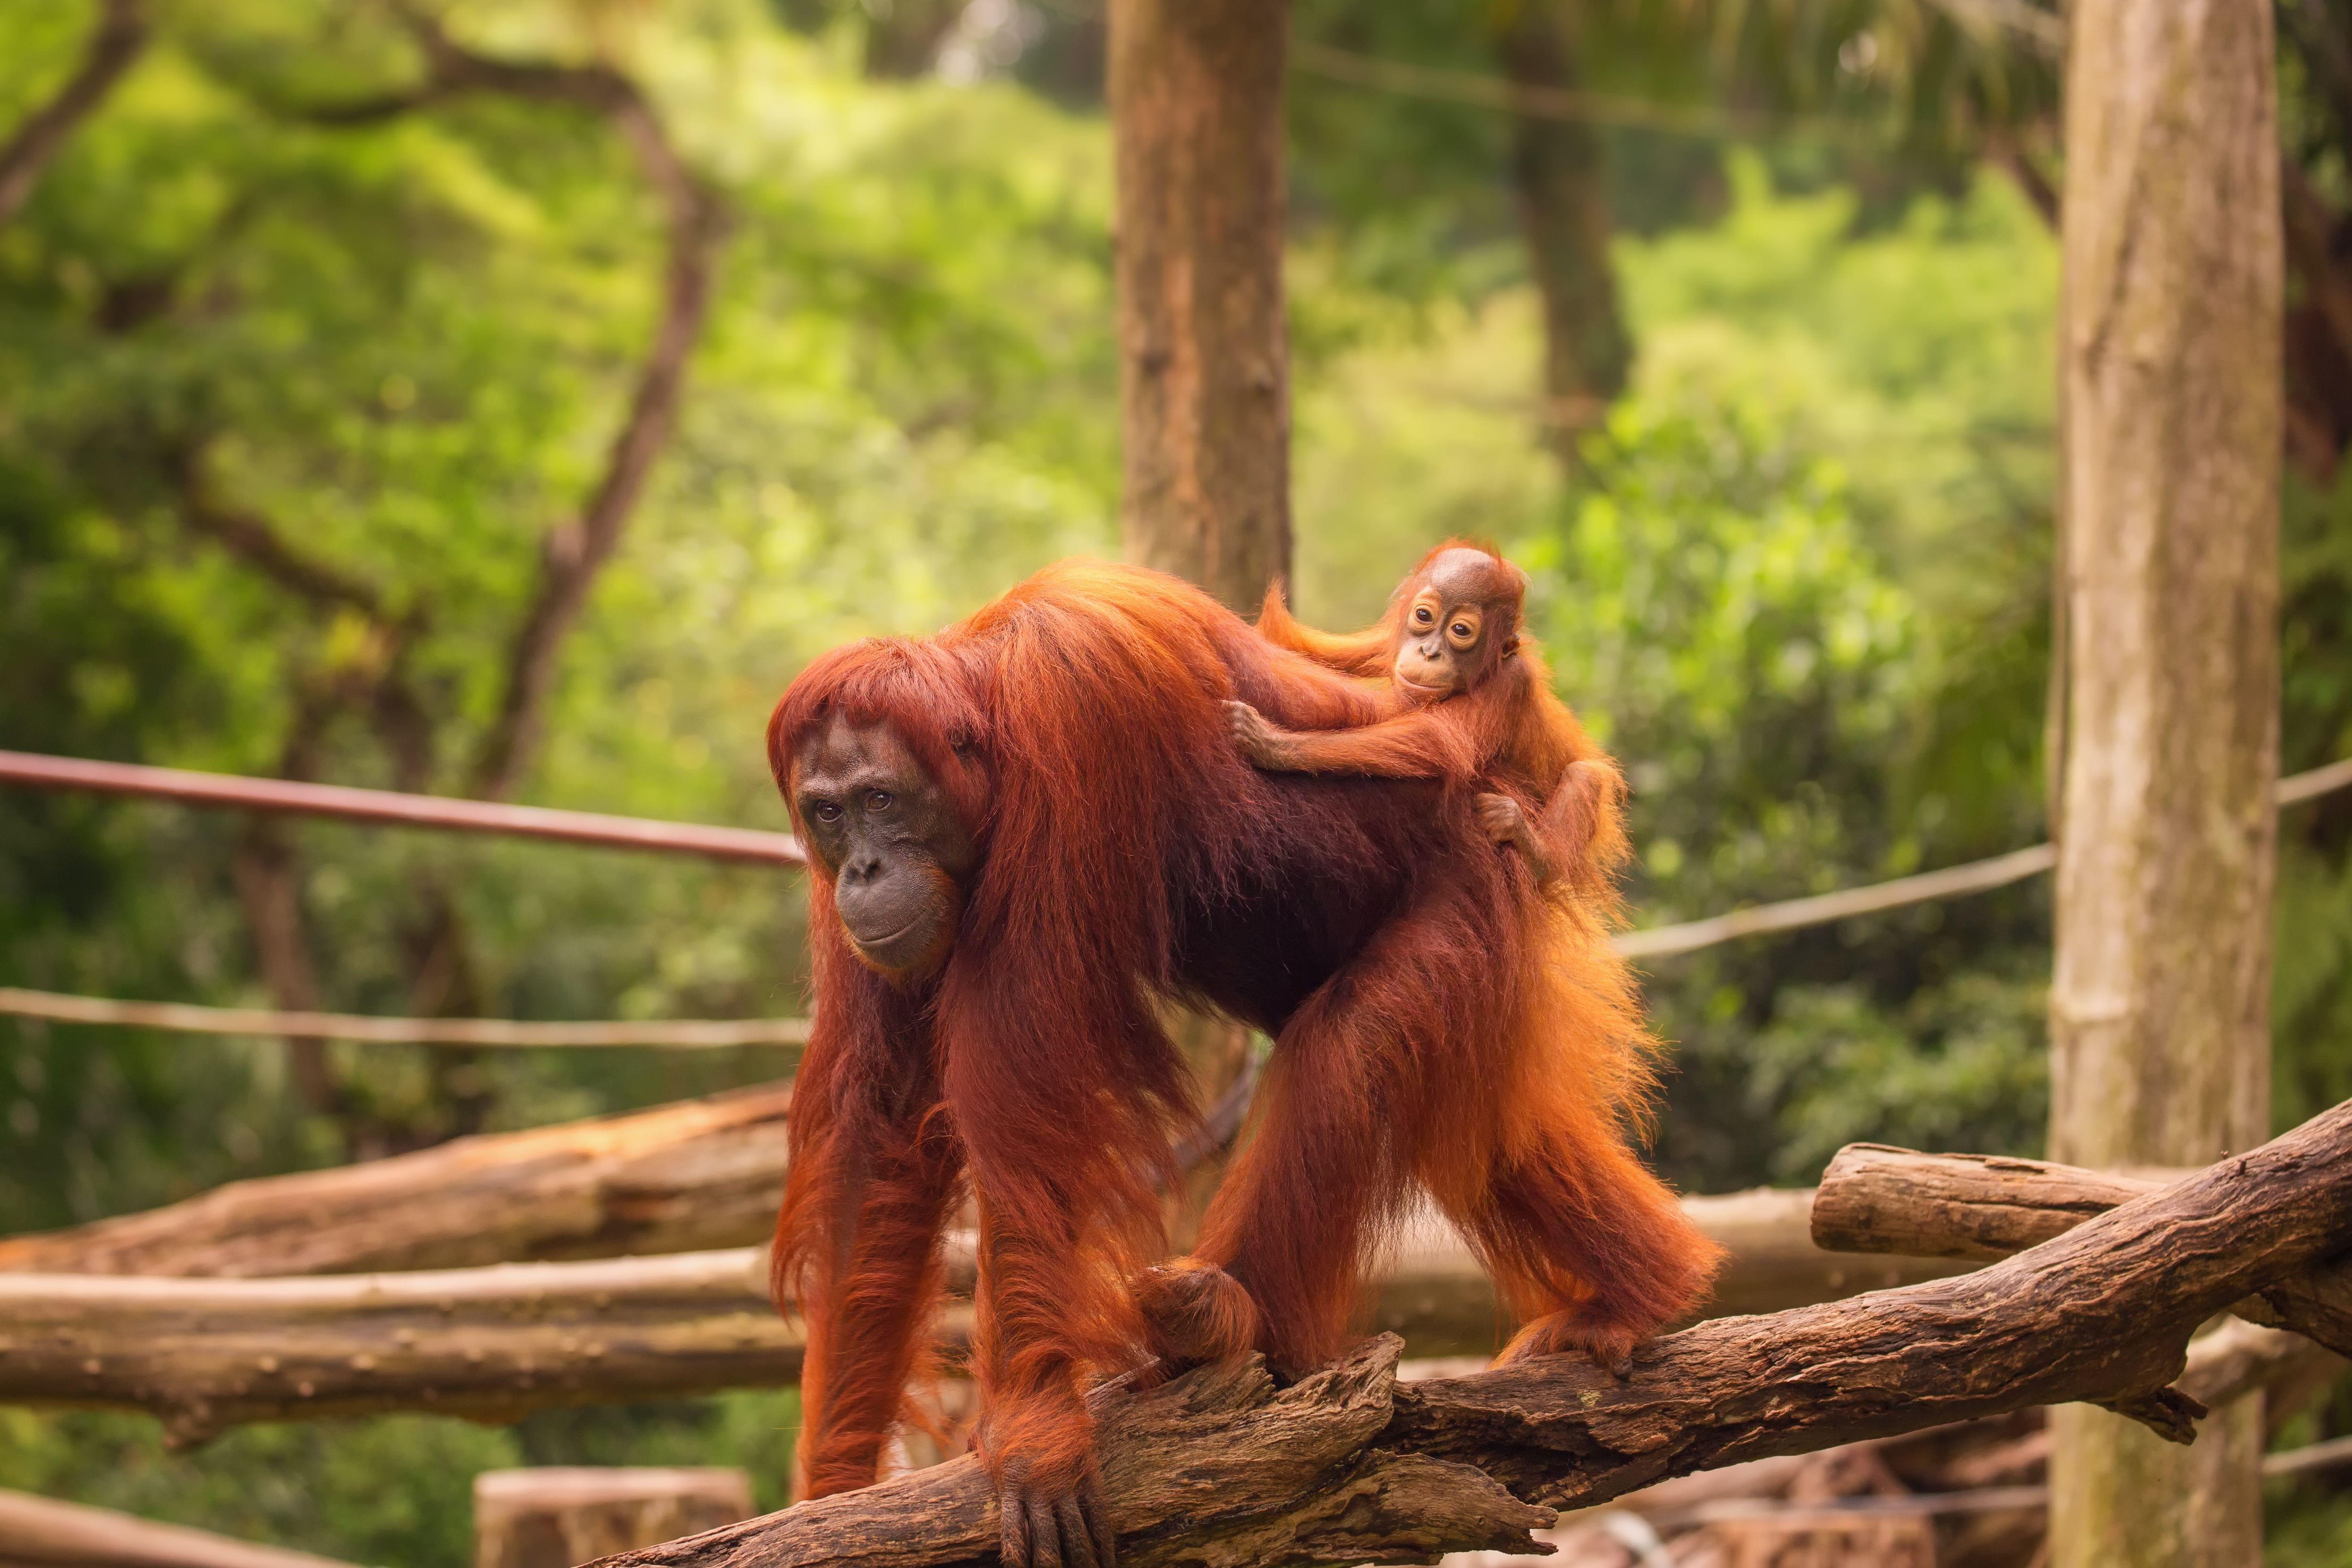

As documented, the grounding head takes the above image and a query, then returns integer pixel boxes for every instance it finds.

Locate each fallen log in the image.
[0,1085,794,1277]
[0,1487,355,1568]
[0,1248,863,1446]
[0,1091,1962,1340]
[1811,1142,2352,1357]
[582,1096,2352,1568]
[0,1196,1962,1444]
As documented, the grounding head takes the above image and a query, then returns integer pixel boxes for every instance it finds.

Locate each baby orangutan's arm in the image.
[1479,759,1624,891]
[1225,700,1481,782]
[1475,792,1554,884]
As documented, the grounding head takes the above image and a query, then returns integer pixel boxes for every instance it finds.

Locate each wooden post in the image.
[2048,1,2285,1563]
[475,1470,751,1568]
[1108,0,1292,614]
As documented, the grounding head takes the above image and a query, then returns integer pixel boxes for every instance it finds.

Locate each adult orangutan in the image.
[767,560,1718,1568]
[1231,540,1626,899]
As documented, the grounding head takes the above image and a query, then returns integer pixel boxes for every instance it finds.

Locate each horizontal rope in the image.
[6,749,2347,1035]
[1618,757,2352,960]
[0,750,805,866]
[0,987,809,1048]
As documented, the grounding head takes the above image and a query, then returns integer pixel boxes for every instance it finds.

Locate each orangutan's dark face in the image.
[790,717,976,977]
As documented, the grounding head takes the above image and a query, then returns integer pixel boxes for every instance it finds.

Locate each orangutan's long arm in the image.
[1225,700,1482,782]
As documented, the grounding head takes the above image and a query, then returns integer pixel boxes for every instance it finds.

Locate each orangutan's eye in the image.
[866,791,894,814]
[810,800,843,823]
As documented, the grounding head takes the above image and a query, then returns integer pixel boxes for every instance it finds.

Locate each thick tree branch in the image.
[577,1098,2352,1568]
[0,0,148,231]
[11,1099,2347,1542]
[0,1193,1947,1446]
[0,1112,1957,1335]
[0,1248,829,1448]
[1809,1142,2352,1356]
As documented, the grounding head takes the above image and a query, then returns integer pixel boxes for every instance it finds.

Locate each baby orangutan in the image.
[1228,542,1623,897]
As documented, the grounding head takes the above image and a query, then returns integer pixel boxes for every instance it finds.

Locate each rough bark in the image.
[0,1248,842,1447]
[1811,1144,2179,1262]
[0,1085,793,1278]
[1108,0,1291,614]
[1495,0,1629,449]
[1811,1142,2352,1357]
[0,0,148,231]
[0,1104,1956,1330]
[0,1189,1950,1442]
[0,1486,354,1568]
[580,1098,2352,1568]
[2049,0,2285,1561]
[591,1340,1548,1568]
[477,1470,753,1568]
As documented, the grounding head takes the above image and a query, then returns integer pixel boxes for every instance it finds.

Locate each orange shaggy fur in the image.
[1253,540,1629,903]
[766,560,1720,1507]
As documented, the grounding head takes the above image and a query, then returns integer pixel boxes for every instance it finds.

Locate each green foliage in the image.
[2,2,2346,1561]
[0,0,1118,1221]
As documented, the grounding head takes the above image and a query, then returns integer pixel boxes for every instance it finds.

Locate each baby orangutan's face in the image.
[1390,548,1521,703]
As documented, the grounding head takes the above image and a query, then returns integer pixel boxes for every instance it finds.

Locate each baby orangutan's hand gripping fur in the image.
[1232,542,1626,902]
[766,561,1719,1568]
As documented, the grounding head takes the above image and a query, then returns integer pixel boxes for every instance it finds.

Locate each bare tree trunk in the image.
[0,0,147,231]
[1109,0,1291,614]
[2048,2,2285,1562]
[1496,0,1628,454]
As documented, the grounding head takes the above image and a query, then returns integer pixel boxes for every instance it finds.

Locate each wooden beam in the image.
[0,1188,1957,1443]
[0,1248,840,1447]
[0,1486,354,1568]
[0,1085,793,1277]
